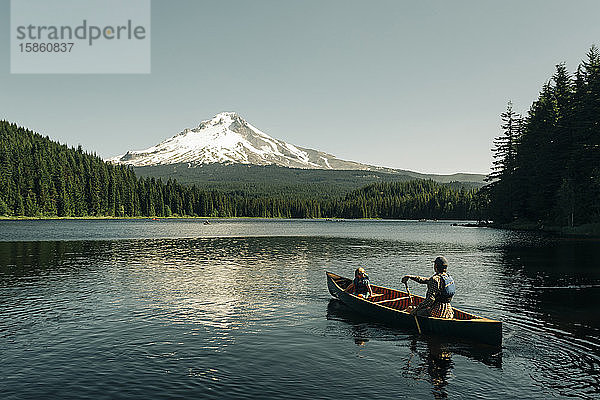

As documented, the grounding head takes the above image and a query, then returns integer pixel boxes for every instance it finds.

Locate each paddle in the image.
[404,282,422,334]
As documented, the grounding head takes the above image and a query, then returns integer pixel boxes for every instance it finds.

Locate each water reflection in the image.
[326,298,501,398]
[496,236,600,398]
[351,324,369,347]
[0,241,107,281]
[406,338,453,400]
[1,227,599,399]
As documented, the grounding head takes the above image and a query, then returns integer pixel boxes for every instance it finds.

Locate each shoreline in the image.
[0,216,265,221]
[491,221,600,238]
[0,216,473,222]
[2,216,598,238]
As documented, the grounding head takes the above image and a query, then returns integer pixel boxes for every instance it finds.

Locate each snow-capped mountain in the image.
[107,112,379,170]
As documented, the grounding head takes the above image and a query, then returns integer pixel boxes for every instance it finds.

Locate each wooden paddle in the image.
[404,282,422,334]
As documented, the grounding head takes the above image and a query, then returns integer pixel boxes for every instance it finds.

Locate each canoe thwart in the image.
[373,296,411,304]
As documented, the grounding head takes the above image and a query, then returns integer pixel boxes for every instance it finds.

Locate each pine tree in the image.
[486,101,522,222]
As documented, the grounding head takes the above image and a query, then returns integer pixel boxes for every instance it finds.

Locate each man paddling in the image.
[401,256,455,319]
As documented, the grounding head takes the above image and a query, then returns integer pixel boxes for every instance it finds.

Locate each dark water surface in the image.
[1,219,599,399]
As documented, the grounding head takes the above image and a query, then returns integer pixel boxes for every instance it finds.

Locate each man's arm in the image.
[402,275,429,284]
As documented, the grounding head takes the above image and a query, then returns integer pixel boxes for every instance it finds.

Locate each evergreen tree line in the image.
[332,180,480,220]
[486,46,600,226]
[0,121,139,217]
[0,121,482,219]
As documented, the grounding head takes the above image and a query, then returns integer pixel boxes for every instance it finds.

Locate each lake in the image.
[1,219,599,399]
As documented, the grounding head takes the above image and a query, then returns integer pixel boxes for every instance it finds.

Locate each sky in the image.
[1,0,600,174]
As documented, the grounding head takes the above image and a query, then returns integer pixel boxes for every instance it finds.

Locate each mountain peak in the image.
[196,111,249,132]
[107,112,377,170]
[213,111,240,119]
[206,111,242,125]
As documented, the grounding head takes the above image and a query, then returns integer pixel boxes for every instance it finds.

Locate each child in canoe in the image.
[345,267,374,298]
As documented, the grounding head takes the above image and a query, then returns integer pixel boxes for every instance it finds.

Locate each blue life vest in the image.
[354,275,370,295]
[439,274,455,302]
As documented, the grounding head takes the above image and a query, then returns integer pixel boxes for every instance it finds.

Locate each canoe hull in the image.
[326,272,502,346]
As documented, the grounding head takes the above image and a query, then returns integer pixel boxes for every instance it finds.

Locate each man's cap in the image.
[434,256,448,267]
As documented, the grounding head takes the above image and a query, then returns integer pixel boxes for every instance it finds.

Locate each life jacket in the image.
[353,275,370,294]
[439,274,455,303]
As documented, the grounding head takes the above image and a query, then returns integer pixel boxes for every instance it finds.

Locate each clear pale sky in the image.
[1,0,599,174]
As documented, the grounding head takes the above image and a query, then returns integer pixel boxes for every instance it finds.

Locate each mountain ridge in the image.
[108,111,373,170]
[0,119,484,220]
[108,112,486,183]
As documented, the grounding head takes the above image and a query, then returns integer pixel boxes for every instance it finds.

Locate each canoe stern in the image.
[326,271,351,298]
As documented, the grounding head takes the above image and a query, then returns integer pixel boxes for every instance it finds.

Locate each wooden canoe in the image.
[326,271,502,346]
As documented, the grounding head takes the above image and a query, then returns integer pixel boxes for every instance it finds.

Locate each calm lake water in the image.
[1,219,599,399]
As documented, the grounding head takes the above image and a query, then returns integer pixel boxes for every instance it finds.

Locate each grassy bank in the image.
[0,215,220,221]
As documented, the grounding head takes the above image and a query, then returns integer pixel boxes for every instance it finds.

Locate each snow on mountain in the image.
[107,112,377,170]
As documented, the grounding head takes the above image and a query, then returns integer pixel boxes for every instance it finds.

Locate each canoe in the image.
[326,271,502,346]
